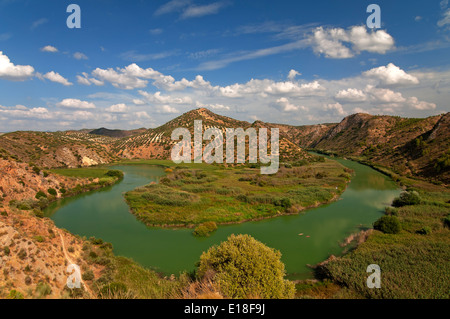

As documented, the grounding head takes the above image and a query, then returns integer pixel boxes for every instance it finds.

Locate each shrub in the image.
[0,211,7,216]
[35,281,52,298]
[47,188,57,196]
[105,170,123,178]
[373,215,401,234]
[384,206,398,216]
[7,290,24,299]
[82,270,95,281]
[3,246,10,255]
[273,197,292,209]
[193,221,218,237]
[18,248,27,260]
[99,282,128,297]
[444,215,450,228]
[417,226,432,235]
[90,237,104,245]
[33,209,44,218]
[33,235,45,243]
[68,246,75,253]
[32,166,40,175]
[35,191,47,200]
[198,234,295,299]
[392,191,421,207]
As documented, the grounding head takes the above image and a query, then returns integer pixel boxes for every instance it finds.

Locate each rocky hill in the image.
[89,127,147,138]
[272,112,449,183]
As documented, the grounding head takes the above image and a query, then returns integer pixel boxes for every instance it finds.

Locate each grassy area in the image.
[124,159,351,228]
[321,180,450,299]
[49,167,114,179]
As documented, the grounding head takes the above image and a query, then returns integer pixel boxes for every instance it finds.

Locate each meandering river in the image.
[45,158,401,279]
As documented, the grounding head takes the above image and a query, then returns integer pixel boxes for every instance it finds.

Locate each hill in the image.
[89,127,147,138]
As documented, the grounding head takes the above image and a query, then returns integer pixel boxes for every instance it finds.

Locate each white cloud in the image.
[149,28,163,35]
[287,69,301,81]
[73,52,88,60]
[438,9,450,27]
[324,102,346,116]
[42,71,73,86]
[40,45,58,53]
[406,97,436,110]
[363,63,419,86]
[106,103,128,113]
[335,88,367,102]
[139,90,193,104]
[181,2,228,19]
[135,111,151,119]
[30,18,48,30]
[133,99,146,105]
[154,0,190,16]
[365,85,406,103]
[310,26,394,58]
[196,101,230,110]
[0,51,34,81]
[57,98,96,109]
[159,105,179,113]
[274,97,305,112]
[0,106,53,120]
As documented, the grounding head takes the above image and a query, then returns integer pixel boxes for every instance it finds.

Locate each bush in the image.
[417,226,432,235]
[90,237,104,245]
[33,235,45,243]
[47,188,57,196]
[99,282,128,297]
[7,289,24,299]
[193,221,218,237]
[392,191,421,207]
[105,170,123,178]
[35,191,47,200]
[68,246,75,253]
[3,246,10,255]
[198,234,295,299]
[35,281,52,298]
[82,269,95,281]
[384,206,398,216]
[373,215,401,234]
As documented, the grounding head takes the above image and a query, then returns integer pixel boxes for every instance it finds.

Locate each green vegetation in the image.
[373,215,401,234]
[125,159,349,227]
[7,290,24,299]
[193,221,218,237]
[322,183,450,298]
[392,191,421,207]
[47,188,57,196]
[198,234,295,299]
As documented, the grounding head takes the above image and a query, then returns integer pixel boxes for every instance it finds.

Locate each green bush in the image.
[193,221,218,237]
[35,191,47,200]
[444,215,450,228]
[198,234,295,299]
[47,188,57,196]
[392,191,421,207]
[35,281,52,298]
[373,215,401,234]
[7,289,24,299]
[33,235,45,243]
[3,246,10,255]
[384,206,398,216]
[82,269,95,281]
[105,170,123,178]
[417,226,432,235]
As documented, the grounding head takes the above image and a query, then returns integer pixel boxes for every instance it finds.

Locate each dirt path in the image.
[58,230,95,298]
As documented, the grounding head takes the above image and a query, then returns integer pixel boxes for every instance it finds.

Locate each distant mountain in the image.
[89,127,147,138]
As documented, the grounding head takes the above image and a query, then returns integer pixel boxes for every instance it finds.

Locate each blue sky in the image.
[0,0,449,131]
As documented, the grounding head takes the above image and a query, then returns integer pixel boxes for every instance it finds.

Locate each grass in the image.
[321,182,450,299]
[124,158,350,228]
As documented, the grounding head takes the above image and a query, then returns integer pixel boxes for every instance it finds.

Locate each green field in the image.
[124,159,351,228]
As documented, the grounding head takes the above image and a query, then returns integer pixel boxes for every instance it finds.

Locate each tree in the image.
[197,234,295,299]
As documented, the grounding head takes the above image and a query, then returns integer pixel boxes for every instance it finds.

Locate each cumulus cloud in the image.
[274,97,305,112]
[310,26,394,58]
[40,45,58,53]
[287,69,301,81]
[56,98,96,109]
[0,51,34,81]
[106,103,128,113]
[0,106,53,120]
[335,88,367,102]
[365,85,406,103]
[363,63,419,86]
[41,71,73,86]
[324,102,346,116]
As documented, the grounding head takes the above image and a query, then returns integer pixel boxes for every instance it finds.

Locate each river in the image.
[45,158,401,279]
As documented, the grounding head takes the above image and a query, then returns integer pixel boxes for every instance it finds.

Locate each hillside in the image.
[267,113,449,183]
[113,108,312,163]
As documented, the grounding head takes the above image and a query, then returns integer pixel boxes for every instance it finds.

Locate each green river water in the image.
[45,158,401,279]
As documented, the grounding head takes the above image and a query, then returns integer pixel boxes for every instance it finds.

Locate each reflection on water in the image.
[45,160,401,279]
